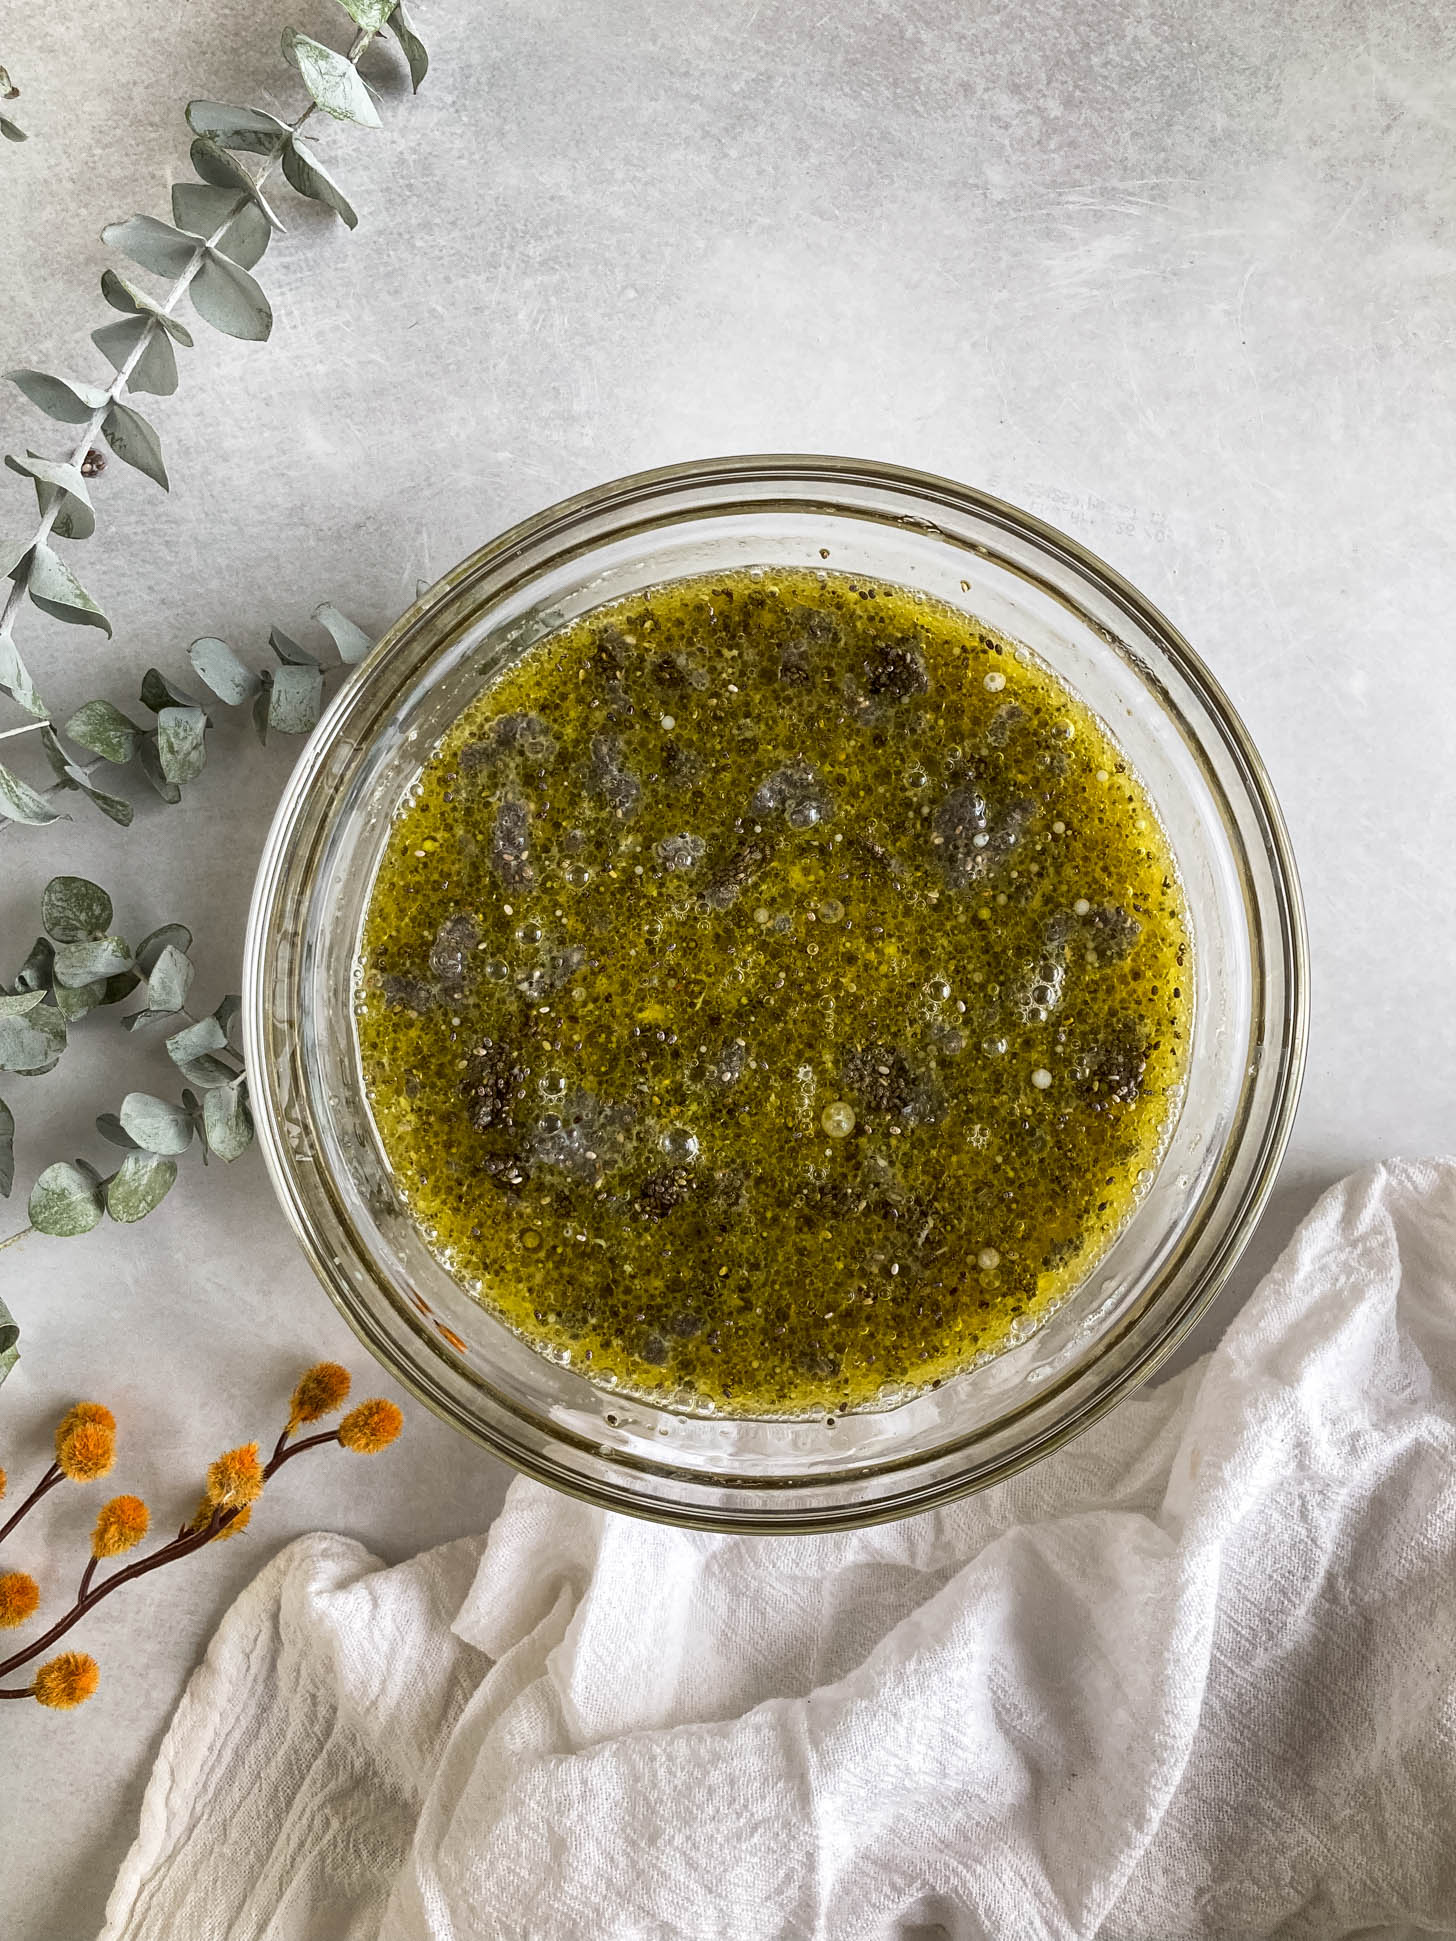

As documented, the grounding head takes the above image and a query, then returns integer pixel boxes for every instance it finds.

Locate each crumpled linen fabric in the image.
[100,1160,1456,1941]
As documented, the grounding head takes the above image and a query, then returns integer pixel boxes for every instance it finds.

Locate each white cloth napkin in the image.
[99,1160,1456,1941]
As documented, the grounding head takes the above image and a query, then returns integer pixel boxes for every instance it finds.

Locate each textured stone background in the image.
[2,1,1454,1932]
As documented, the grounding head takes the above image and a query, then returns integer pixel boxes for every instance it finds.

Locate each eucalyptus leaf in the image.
[156,704,209,784]
[180,1088,207,1156]
[1,117,26,145]
[76,775,135,827]
[29,1159,104,1236]
[64,698,141,764]
[385,1,429,90]
[184,135,259,194]
[0,633,44,717]
[0,1014,58,1073]
[106,1150,178,1223]
[36,488,96,545]
[52,936,133,988]
[167,1015,228,1064]
[5,368,109,422]
[145,943,194,1013]
[100,268,195,345]
[92,315,180,397]
[268,661,324,734]
[0,991,46,1016]
[280,137,358,228]
[0,759,63,826]
[313,601,373,663]
[186,100,292,154]
[27,541,112,635]
[269,625,319,666]
[0,1096,13,1198]
[188,636,260,704]
[37,723,84,789]
[252,684,272,745]
[122,1007,175,1033]
[118,1091,194,1155]
[5,452,96,539]
[42,875,113,942]
[141,666,204,712]
[54,979,107,1021]
[211,200,273,273]
[101,968,142,1005]
[135,731,182,804]
[188,136,285,229]
[136,923,193,975]
[36,727,131,826]
[390,0,429,91]
[96,1112,141,1151]
[13,937,54,993]
[171,185,272,270]
[101,214,201,277]
[282,28,382,127]
[204,1078,254,1160]
[337,0,394,29]
[214,993,242,1044]
[178,1053,239,1089]
[190,249,272,340]
[28,1003,65,1055]
[102,400,170,490]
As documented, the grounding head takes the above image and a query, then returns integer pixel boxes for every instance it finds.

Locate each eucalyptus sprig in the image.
[0,0,428,806]
[0,65,26,146]
[0,876,253,1256]
[0,600,377,830]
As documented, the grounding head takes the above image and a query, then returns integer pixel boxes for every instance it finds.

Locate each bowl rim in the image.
[244,451,1310,1530]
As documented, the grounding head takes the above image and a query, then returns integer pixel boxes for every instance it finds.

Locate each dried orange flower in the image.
[338,1399,404,1455]
[288,1362,352,1429]
[205,1442,264,1510]
[91,1495,150,1560]
[0,1464,7,1502]
[54,1401,116,1459]
[188,1495,253,1541]
[56,1420,115,1484]
[0,1570,40,1628]
[33,1651,100,1709]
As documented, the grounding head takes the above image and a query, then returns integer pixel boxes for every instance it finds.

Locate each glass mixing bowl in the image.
[243,455,1307,1531]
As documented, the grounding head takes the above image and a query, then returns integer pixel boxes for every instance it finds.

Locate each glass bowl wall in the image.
[244,455,1307,1531]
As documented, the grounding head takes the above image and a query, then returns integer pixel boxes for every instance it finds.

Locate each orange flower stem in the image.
[269,1422,294,1467]
[0,1508,233,1680]
[0,1684,37,1699]
[266,1430,341,1472]
[0,1463,63,1545]
[0,1417,345,1682]
[78,1556,98,1602]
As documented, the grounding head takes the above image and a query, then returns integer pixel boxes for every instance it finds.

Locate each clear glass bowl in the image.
[243,455,1307,1531]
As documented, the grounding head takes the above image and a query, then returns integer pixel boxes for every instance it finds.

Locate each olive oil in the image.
[356,569,1189,1415]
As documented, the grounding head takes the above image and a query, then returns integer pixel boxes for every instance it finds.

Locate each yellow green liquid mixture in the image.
[356,569,1189,1415]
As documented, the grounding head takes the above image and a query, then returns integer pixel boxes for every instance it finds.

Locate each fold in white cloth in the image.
[100,1161,1456,1941]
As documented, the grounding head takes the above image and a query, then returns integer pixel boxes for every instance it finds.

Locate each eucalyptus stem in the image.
[0,22,380,724]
